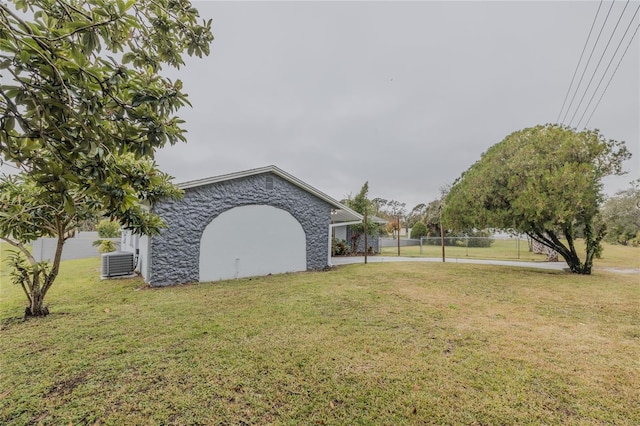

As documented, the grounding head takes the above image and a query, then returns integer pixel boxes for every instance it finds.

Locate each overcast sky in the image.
[157,0,639,208]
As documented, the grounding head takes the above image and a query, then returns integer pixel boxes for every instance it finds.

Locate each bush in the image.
[331,238,350,256]
[97,219,121,238]
[93,239,116,253]
[410,222,428,239]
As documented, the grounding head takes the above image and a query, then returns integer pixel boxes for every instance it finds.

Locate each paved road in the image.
[331,256,640,274]
[332,256,567,271]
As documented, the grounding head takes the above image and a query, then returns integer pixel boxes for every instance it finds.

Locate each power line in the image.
[556,0,603,123]
[568,0,632,127]
[0,161,22,172]
[583,22,640,129]
[561,0,617,124]
[576,3,640,128]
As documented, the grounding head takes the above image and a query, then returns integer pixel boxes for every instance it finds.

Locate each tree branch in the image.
[0,236,36,265]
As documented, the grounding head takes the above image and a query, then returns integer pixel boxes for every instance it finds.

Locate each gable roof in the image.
[177,165,363,224]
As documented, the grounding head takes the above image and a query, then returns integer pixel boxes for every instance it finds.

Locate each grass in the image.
[1,242,638,425]
[380,239,640,269]
[381,239,541,262]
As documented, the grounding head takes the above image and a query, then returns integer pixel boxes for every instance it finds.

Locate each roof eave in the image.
[177,165,362,219]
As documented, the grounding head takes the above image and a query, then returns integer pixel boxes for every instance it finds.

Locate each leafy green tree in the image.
[410,222,427,239]
[602,179,640,246]
[419,184,449,236]
[443,124,630,274]
[344,182,381,253]
[370,197,388,217]
[379,199,406,242]
[405,203,426,231]
[423,198,443,237]
[0,0,212,316]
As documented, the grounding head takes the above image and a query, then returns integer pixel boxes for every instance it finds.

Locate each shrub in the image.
[97,219,121,238]
[92,239,116,253]
[331,238,350,256]
[410,222,428,239]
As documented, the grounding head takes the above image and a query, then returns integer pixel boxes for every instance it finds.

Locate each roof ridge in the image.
[176,165,362,221]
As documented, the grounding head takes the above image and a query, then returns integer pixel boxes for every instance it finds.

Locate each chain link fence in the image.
[379,236,548,262]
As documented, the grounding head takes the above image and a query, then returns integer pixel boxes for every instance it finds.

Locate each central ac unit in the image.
[101,251,135,278]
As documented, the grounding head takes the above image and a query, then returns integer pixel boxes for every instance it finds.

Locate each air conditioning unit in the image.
[101,251,135,278]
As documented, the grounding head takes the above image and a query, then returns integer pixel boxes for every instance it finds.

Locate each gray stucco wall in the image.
[148,172,333,286]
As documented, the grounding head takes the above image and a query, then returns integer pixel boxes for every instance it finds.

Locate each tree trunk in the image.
[24,236,64,317]
[26,290,50,317]
[527,231,589,274]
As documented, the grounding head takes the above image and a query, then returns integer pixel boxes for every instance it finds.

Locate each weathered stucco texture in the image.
[148,172,332,286]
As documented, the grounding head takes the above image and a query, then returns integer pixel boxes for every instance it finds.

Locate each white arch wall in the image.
[199,205,306,282]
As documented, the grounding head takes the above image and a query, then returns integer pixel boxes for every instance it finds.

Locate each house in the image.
[332,215,387,254]
[121,165,362,286]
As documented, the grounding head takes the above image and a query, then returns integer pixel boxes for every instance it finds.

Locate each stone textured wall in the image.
[148,172,332,286]
[345,226,380,254]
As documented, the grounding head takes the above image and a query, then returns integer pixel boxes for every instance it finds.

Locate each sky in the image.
[156,1,635,207]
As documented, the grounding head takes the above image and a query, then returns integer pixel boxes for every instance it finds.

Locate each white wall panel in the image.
[199,205,306,282]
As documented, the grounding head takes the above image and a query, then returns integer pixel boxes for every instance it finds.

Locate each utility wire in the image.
[568,0,632,127]
[583,22,640,129]
[0,162,22,171]
[576,3,640,128]
[561,0,617,124]
[556,0,603,123]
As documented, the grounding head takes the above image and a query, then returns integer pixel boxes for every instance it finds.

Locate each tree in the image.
[423,198,443,237]
[380,199,405,255]
[420,184,451,238]
[404,203,426,234]
[601,179,640,246]
[385,220,399,238]
[0,0,213,316]
[443,124,630,274]
[370,197,388,217]
[344,182,381,254]
[410,222,427,239]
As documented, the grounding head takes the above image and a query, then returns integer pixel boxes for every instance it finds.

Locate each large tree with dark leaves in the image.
[0,0,213,316]
[443,124,630,274]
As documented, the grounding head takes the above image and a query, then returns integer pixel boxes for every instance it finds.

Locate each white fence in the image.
[32,233,120,262]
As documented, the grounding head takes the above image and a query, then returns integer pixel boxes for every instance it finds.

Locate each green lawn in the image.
[381,238,541,261]
[1,245,639,424]
[380,239,640,269]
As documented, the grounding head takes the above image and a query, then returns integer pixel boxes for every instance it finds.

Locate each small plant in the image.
[93,239,117,254]
[331,238,350,256]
